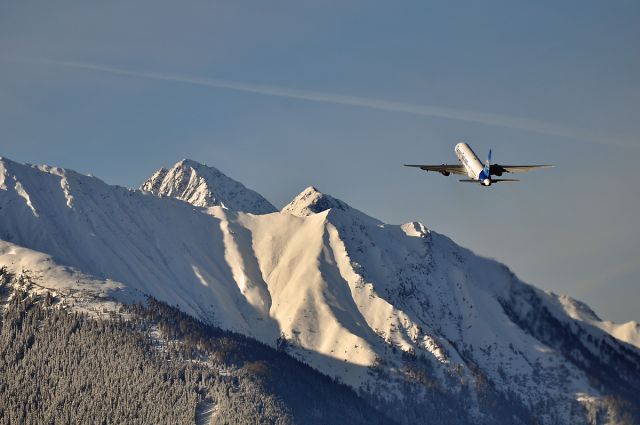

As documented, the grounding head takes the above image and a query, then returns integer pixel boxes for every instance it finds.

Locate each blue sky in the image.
[1,1,639,322]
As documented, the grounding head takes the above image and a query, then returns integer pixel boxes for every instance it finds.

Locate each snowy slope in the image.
[0,157,258,329]
[556,294,640,347]
[1,156,639,424]
[141,159,277,214]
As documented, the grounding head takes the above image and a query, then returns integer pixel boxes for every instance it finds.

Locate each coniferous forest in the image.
[2,273,636,425]
[0,283,394,425]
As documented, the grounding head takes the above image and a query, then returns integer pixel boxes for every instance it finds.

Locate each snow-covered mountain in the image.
[1,156,638,424]
[141,158,277,214]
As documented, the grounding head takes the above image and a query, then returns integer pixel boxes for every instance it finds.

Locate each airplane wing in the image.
[490,164,553,174]
[404,164,466,176]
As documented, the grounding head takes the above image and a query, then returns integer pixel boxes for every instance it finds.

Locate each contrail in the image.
[4,57,637,149]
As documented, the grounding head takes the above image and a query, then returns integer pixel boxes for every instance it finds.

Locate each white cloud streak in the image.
[4,57,637,149]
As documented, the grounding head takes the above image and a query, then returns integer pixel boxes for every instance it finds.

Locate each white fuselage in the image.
[455,142,485,181]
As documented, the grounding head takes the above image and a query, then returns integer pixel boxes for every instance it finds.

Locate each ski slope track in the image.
[0,156,638,424]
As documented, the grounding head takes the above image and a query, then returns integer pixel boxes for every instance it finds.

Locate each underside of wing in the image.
[404,164,466,176]
[490,164,553,174]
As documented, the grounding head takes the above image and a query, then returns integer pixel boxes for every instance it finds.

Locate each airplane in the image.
[405,142,552,186]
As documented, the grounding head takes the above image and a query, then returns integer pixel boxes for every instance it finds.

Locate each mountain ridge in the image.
[1,155,639,424]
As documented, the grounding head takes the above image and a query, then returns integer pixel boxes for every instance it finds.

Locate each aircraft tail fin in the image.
[483,149,492,176]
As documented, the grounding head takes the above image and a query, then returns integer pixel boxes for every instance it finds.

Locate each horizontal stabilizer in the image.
[458,179,520,183]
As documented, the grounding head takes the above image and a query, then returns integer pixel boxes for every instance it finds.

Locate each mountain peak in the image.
[281,186,381,226]
[176,158,208,170]
[141,159,277,214]
[281,186,351,217]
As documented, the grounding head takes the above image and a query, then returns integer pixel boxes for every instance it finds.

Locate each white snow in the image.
[0,158,7,190]
[0,240,136,316]
[14,180,38,217]
[140,159,277,214]
[557,294,640,348]
[0,156,638,423]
